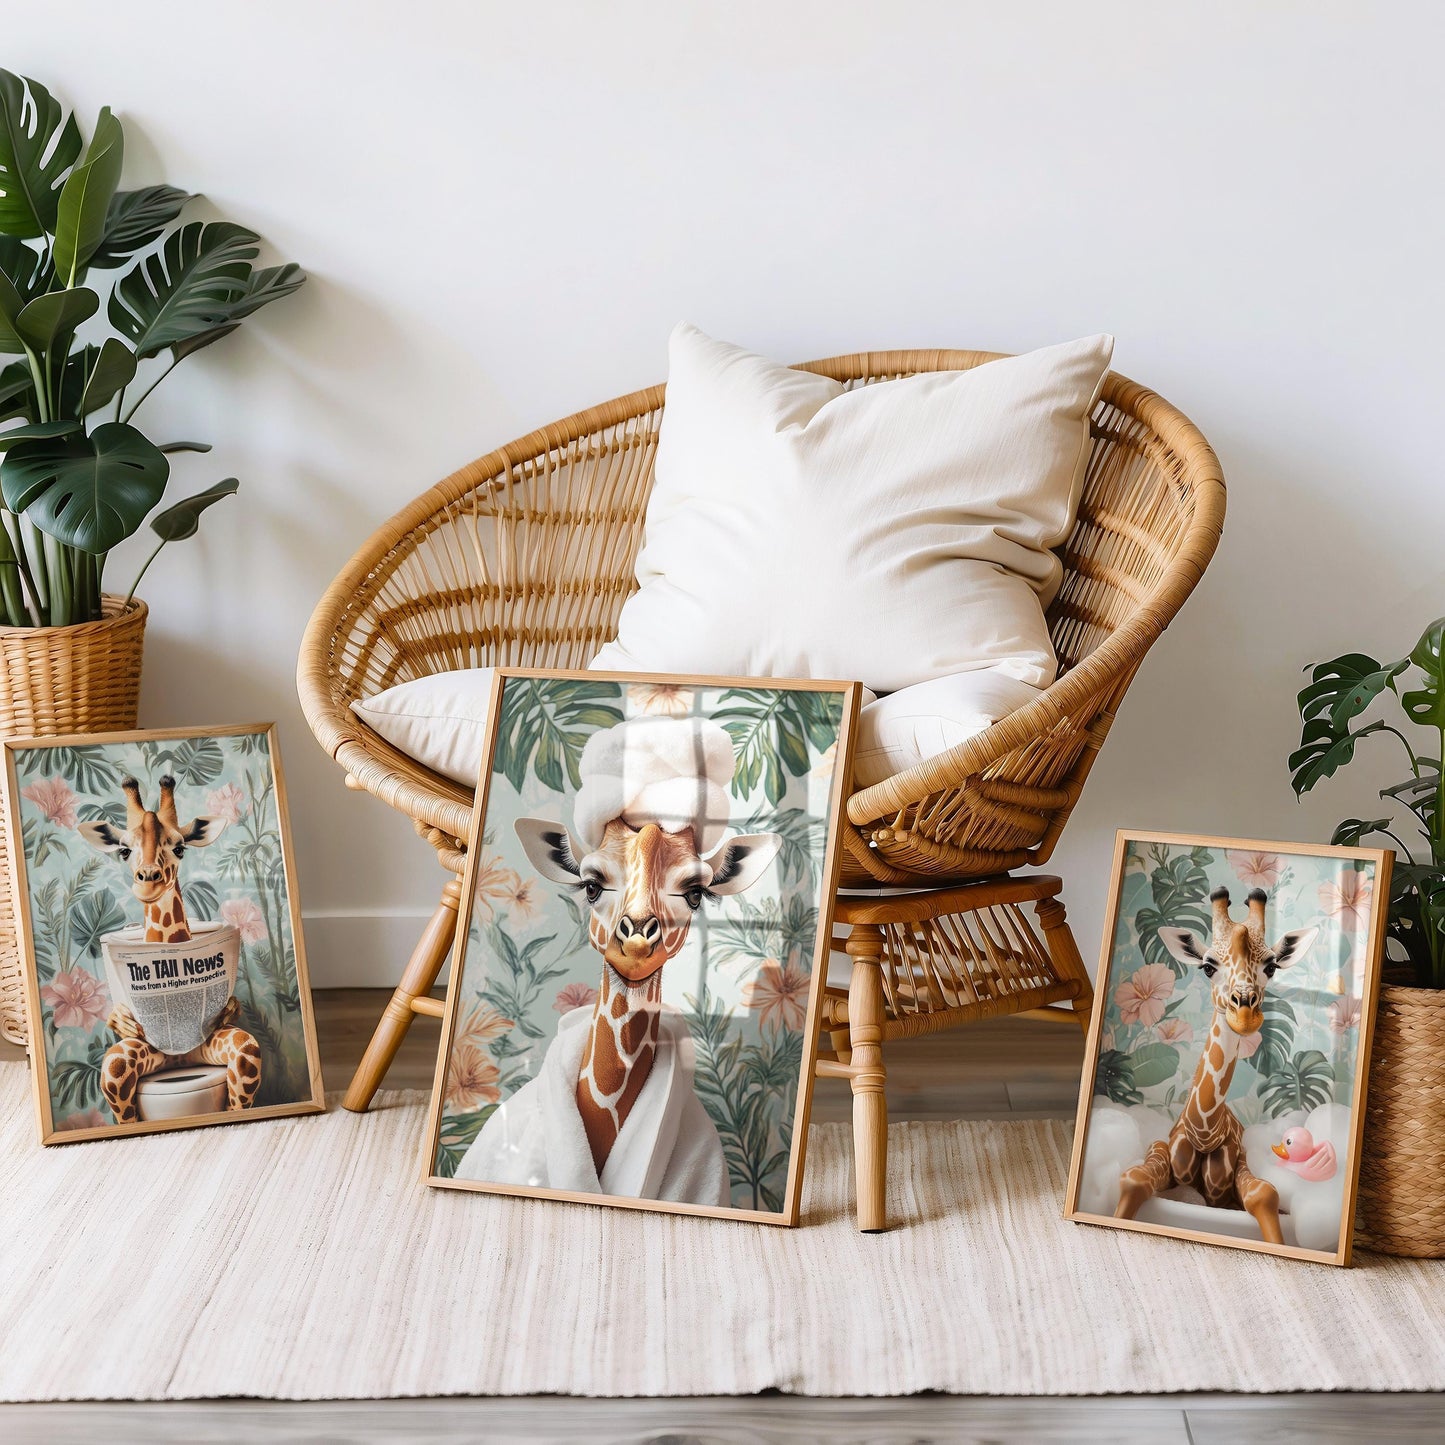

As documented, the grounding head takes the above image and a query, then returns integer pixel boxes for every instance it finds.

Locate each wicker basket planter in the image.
[1356,982,1445,1257]
[0,595,147,1045]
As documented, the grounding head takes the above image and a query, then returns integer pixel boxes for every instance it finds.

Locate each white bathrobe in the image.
[455,1006,732,1207]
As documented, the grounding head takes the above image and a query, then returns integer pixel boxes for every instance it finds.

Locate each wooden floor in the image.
[4,990,1440,1441]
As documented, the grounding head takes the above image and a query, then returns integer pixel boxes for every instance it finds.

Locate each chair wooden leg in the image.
[846,922,888,1232]
[1034,892,1094,1033]
[342,875,463,1112]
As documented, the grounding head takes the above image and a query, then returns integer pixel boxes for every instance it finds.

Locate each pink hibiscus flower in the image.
[1329,995,1363,1032]
[554,981,599,1014]
[1227,851,1283,890]
[1236,1029,1263,1060]
[205,782,248,826]
[40,968,110,1030]
[1155,1017,1194,1046]
[1319,870,1374,931]
[21,776,78,828]
[1113,962,1175,1027]
[220,895,267,944]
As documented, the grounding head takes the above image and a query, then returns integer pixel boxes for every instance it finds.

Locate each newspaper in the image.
[101,923,241,1056]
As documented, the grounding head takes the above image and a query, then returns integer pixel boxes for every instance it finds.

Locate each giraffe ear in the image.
[179,816,227,848]
[76,820,127,854]
[704,833,782,895]
[515,818,584,883]
[1158,927,1209,969]
[1270,926,1319,971]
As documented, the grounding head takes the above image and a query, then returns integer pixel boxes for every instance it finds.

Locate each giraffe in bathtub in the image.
[1115,886,1318,1243]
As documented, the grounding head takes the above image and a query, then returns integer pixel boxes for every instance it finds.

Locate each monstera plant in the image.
[0,68,304,627]
[1290,617,1445,989]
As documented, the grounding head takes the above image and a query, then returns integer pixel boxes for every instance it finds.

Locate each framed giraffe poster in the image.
[5,722,325,1144]
[1064,830,1392,1266]
[421,668,861,1223]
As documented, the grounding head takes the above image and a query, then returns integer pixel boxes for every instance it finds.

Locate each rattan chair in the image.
[298,348,1225,1230]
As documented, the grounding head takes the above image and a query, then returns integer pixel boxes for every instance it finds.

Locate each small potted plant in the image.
[0,69,303,1042]
[1290,617,1445,1255]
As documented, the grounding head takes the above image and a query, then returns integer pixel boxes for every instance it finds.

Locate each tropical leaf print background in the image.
[15,732,312,1128]
[1094,841,1374,1126]
[435,679,845,1211]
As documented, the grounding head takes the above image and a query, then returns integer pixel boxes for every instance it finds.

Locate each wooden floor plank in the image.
[0,1396,1192,1444]
[1186,1397,1445,1443]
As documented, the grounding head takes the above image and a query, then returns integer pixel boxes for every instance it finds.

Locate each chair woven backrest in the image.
[299,350,1224,886]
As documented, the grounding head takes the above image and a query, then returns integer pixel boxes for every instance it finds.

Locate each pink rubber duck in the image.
[1270,1127,1337,1182]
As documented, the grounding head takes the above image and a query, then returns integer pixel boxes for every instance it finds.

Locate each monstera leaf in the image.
[108,221,259,358]
[1297,652,1407,732]
[0,237,51,352]
[1095,1048,1144,1106]
[88,184,192,270]
[1135,848,1214,970]
[1401,618,1445,730]
[52,106,124,284]
[1289,717,1389,797]
[169,263,307,360]
[0,70,81,238]
[1330,817,1395,848]
[148,476,238,540]
[0,422,169,552]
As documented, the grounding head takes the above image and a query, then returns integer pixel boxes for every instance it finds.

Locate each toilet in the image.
[136,1065,230,1122]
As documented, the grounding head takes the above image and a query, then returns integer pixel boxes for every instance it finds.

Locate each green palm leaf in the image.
[1259,1048,1334,1117]
[53,107,124,284]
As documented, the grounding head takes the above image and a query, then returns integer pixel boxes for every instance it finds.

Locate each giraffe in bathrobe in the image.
[516,814,781,1176]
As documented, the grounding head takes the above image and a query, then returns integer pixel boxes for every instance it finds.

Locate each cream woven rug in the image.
[2,1062,1443,1401]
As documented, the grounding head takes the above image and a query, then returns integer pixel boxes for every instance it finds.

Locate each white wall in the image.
[10,2,1443,984]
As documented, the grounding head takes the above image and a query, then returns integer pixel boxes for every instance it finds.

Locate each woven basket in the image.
[1356,982,1445,1257]
[0,595,147,1045]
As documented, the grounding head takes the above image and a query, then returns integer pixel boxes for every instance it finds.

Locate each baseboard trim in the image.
[303,912,438,990]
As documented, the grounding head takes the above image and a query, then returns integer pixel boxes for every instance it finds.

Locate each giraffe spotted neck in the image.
[144,881,191,944]
[575,963,664,1176]
[1177,1009,1241,1154]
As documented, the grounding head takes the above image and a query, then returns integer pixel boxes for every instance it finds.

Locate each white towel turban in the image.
[572,717,736,856]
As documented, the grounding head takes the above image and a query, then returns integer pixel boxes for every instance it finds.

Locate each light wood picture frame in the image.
[1064,830,1392,1266]
[6,722,325,1144]
[422,668,861,1224]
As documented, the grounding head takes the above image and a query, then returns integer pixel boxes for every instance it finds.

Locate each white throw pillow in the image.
[352,669,498,786]
[352,667,1039,790]
[590,323,1113,694]
[850,670,1042,787]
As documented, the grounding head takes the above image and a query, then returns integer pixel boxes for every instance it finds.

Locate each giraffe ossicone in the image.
[75,775,263,1123]
[1115,886,1319,1243]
